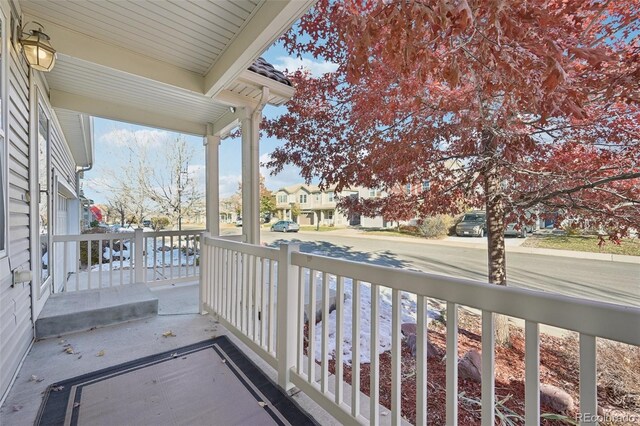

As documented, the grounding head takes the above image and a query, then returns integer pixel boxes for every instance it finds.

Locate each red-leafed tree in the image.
[263,0,640,342]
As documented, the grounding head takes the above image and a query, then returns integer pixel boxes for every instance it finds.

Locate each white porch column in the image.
[241,88,269,244]
[205,135,221,236]
[241,110,255,243]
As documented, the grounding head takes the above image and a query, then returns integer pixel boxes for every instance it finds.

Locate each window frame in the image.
[36,96,52,296]
[299,194,307,204]
[327,192,334,202]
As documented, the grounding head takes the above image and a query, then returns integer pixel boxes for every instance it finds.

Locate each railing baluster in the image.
[307,269,317,384]
[62,241,68,292]
[243,253,250,334]
[161,235,166,280]
[129,238,134,284]
[481,310,495,426]
[178,235,182,279]
[370,284,380,425]
[335,275,344,405]
[231,250,237,326]
[87,241,92,290]
[297,267,305,375]
[416,296,427,426]
[109,239,113,288]
[321,272,330,394]
[98,240,102,288]
[525,321,540,425]
[170,236,174,281]
[446,302,459,425]
[119,238,123,286]
[351,279,361,418]
[75,241,80,291]
[153,236,157,283]
[269,259,276,354]
[260,257,267,348]
[391,288,401,426]
[579,334,597,425]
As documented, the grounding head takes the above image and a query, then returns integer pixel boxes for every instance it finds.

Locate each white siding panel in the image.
[0,45,33,400]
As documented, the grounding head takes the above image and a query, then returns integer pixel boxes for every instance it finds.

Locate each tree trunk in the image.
[483,132,510,345]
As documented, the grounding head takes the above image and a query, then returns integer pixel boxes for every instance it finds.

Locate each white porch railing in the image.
[52,229,204,292]
[200,235,640,426]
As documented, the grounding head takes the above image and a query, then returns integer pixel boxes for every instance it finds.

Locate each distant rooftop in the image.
[248,57,292,86]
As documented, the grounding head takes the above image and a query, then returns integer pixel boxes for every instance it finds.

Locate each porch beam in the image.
[23,14,204,94]
[203,0,316,98]
[210,110,241,138]
[50,90,207,136]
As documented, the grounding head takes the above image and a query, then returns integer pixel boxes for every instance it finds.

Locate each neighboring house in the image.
[274,184,392,228]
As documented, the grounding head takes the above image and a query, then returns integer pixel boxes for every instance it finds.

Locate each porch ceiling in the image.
[20,0,314,136]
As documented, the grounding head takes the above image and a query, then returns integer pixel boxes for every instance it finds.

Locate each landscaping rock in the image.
[401,323,417,336]
[458,350,482,382]
[405,334,441,359]
[540,384,574,413]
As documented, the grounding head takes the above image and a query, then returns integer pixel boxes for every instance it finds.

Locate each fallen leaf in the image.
[73,402,81,408]
[12,405,23,412]
[96,350,105,357]
[29,375,38,382]
[171,353,178,358]
[77,355,83,360]
[162,330,176,338]
[52,385,64,392]
[65,347,74,354]
[258,401,267,408]
[221,359,226,364]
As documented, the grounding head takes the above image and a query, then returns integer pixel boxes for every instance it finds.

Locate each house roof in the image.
[248,58,292,87]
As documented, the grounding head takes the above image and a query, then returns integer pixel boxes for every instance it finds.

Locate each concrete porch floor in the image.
[0,284,339,426]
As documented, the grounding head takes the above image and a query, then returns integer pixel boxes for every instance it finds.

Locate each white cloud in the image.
[259,153,307,191]
[272,56,338,77]
[99,128,169,147]
[219,174,242,198]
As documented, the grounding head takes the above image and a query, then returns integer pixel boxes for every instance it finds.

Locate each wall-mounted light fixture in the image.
[19,22,56,72]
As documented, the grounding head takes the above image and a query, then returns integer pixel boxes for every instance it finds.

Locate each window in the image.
[369,189,377,197]
[299,194,307,204]
[38,104,51,284]
[277,194,287,203]
[405,183,412,194]
[422,181,430,191]
[327,211,333,220]
[314,193,321,202]
[327,192,334,202]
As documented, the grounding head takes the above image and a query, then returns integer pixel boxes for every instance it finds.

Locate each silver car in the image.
[270,220,300,232]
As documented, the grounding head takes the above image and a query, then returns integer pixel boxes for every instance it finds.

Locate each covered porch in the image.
[2,1,639,426]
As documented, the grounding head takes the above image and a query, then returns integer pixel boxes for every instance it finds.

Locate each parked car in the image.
[504,222,530,238]
[270,220,300,233]
[235,217,242,227]
[455,211,486,237]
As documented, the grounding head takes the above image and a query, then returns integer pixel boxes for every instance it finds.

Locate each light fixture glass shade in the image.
[21,30,56,72]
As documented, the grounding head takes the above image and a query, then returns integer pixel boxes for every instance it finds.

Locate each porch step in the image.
[35,284,158,339]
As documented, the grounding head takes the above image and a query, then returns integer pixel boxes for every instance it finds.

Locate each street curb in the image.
[296,229,640,265]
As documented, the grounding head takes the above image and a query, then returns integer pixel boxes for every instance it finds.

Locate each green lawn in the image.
[523,235,640,256]
[359,227,425,239]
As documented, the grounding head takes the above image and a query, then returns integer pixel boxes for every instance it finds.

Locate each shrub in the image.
[150,216,171,231]
[418,214,454,239]
[79,227,108,267]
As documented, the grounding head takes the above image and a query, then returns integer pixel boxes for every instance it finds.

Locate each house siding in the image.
[0,44,34,400]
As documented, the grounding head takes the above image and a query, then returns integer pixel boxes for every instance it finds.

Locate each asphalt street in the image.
[257,230,640,308]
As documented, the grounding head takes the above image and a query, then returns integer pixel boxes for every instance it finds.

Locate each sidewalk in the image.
[305,227,640,264]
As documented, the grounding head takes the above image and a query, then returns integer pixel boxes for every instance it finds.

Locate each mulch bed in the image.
[303,311,633,425]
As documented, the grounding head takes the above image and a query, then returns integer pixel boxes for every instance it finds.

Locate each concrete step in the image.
[35,283,158,339]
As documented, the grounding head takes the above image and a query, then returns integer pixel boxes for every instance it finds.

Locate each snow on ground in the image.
[91,237,197,271]
[306,270,439,364]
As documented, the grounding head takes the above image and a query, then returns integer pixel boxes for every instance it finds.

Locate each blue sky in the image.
[84,41,336,205]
